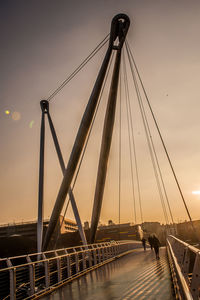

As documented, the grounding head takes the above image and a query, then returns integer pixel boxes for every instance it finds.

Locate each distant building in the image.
[142,222,162,234]
[95,222,139,242]
[0,216,77,239]
[58,216,77,233]
[176,220,200,244]
[98,222,131,230]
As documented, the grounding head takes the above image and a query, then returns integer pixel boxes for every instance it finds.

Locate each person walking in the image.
[141,237,146,251]
[148,235,153,250]
[151,234,161,259]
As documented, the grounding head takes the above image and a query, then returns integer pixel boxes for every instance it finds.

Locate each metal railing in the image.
[0,240,141,299]
[167,235,200,300]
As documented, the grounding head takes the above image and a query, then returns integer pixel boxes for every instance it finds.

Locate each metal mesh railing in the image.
[167,235,200,300]
[0,240,141,299]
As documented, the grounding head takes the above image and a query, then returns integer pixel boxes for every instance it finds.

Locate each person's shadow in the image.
[154,259,164,280]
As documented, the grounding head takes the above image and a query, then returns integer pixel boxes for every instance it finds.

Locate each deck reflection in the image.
[43,247,174,300]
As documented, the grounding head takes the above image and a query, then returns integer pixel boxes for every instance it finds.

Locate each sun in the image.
[192,191,200,195]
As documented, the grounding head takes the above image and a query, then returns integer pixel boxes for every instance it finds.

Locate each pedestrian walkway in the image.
[42,247,175,300]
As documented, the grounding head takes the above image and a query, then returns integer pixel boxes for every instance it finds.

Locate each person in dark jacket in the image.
[151,234,161,259]
[141,237,146,251]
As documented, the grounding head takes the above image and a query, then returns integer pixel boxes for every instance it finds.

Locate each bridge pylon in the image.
[42,14,129,250]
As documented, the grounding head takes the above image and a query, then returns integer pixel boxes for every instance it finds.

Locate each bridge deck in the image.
[43,247,175,300]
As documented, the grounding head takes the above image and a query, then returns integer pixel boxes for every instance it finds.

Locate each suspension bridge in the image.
[1,14,200,300]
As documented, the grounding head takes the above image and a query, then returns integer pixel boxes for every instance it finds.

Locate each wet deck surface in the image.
[43,247,175,300]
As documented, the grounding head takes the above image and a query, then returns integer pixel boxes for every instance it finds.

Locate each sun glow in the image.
[192,191,200,195]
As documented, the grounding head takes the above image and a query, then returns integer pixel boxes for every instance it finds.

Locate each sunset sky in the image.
[1,0,200,226]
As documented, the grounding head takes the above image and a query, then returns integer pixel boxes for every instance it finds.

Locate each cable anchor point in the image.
[40,100,49,113]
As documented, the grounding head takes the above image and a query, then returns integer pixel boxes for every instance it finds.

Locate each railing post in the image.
[111,244,114,256]
[42,253,50,288]
[73,248,79,273]
[88,248,92,267]
[100,246,103,261]
[117,243,120,255]
[108,244,112,257]
[182,247,190,282]
[81,248,86,270]
[108,244,111,258]
[115,242,119,255]
[26,256,35,295]
[113,244,117,256]
[174,240,184,265]
[105,244,109,259]
[55,251,62,283]
[114,243,117,255]
[97,246,101,263]
[119,243,122,254]
[190,252,200,299]
[6,259,16,300]
[92,246,97,265]
[101,245,105,261]
[64,250,71,278]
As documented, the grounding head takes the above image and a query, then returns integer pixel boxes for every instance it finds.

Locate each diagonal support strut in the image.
[37,101,87,253]
[43,14,130,250]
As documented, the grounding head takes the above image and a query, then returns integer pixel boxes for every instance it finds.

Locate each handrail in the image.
[0,240,141,300]
[0,240,124,263]
[167,238,193,300]
[167,235,200,300]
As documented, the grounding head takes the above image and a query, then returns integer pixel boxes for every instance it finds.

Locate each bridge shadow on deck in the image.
[43,247,175,300]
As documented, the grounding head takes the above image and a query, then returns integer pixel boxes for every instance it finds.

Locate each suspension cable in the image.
[118,70,122,241]
[47,34,109,102]
[119,72,122,227]
[139,94,174,224]
[139,96,174,224]
[123,50,144,224]
[122,51,137,224]
[126,40,196,232]
[125,43,174,225]
[125,44,169,224]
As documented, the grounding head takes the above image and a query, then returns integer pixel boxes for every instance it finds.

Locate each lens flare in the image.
[5,110,10,115]
[29,120,34,128]
[12,111,21,121]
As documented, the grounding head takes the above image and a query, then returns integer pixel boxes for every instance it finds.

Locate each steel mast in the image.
[43,14,129,250]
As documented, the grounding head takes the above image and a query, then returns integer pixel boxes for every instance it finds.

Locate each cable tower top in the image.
[109,14,130,50]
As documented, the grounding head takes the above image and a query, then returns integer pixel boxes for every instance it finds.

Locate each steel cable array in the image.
[124,39,199,235]
[47,34,110,102]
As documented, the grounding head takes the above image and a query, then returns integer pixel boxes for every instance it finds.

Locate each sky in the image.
[1,0,200,226]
